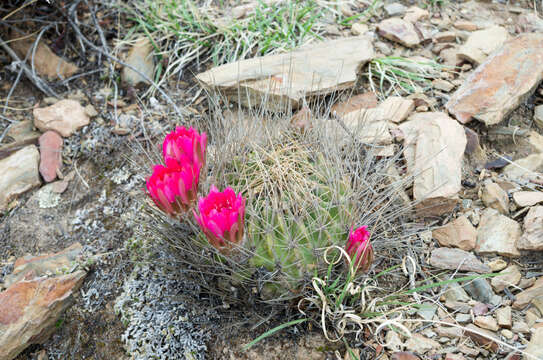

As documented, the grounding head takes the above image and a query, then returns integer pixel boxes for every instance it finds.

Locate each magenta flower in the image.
[194,185,245,253]
[345,226,374,273]
[146,157,200,217]
[163,126,207,170]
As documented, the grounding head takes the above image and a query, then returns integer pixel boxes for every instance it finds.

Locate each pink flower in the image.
[194,185,245,253]
[345,226,374,273]
[146,157,200,217]
[163,126,207,170]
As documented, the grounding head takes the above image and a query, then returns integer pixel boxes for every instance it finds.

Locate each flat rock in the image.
[454,21,478,31]
[480,181,509,214]
[513,276,543,309]
[38,131,62,183]
[496,306,512,328]
[457,26,508,66]
[9,33,78,80]
[331,92,378,117]
[432,79,455,92]
[121,37,155,87]
[404,333,440,354]
[33,100,90,137]
[403,6,429,23]
[517,206,543,251]
[384,3,406,16]
[435,325,464,338]
[474,316,499,331]
[0,145,40,212]
[432,216,477,251]
[434,31,457,43]
[3,243,82,288]
[196,37,374,111]
[377,18,421,48]
[491,265,521,293]
[380,96,415,123]
[501,154,543,182]
[465,324,499,352]
[476,208,521,257]
[391,352,420,360]
[443,282,471,303]
[399,112,466,216]
[513,191,543,207]
[447,33,543,125]
[524,327,543,360]
[0,271,86,360]
[429,247,490,273]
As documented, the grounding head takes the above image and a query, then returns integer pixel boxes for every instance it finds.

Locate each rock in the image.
[496,306,512,328]
[446,301,471,313]
[351,23,368,36]
[2,120,40,144]
[512,321,529,333]
[333,111,393,145]
[455,313,471,323]
[391,352,420,360]
[384,3,406,17]
[487,258,507,272]
[465,324,499,352]
[432,216,477,251]
[440,47,460,67]
[403,6,429,23]
[464,127,480,155]
[502,154,543,182]
[432,79,455,92]
[491,265,521,292]
[513,191,543,207]
[519,277,537,289]
[429,248,489,273]
[534,105,543,130]
[417,303,437,321]
[476,208,521,257]
[121,38,155,87]
[474,316,499,331]
[443,282,471,303]
[377,18,421,48]
[33,100,90,137]
[457,26,508,66]
[434,31,457,43]
[386,331,404,351]
[3,243,82,288]
[447,33,543,125]
[525,308,541,327]
[463,278,495,304]
[0,145,40,212]
[38,131,62,183]
[290,106,311,132]
[513,276,543,309]
[454,20,478,31]
[435,325,463,338]
[472,302,489,316]
[378,96,415,123]
[524,327,543,360]
[331,92,378,117]
[517,206,543,251]
[84,104,98,118]
[480,181,509,214]
[9,33,78,80]
[399,112,466,216]
[445,354,466,360]
[196,37,374,111]
[404,334,440,354]
[0,270,86,360]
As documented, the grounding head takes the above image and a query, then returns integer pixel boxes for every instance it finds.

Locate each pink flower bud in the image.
[146,157,200,217]
[345,226,374,273]
[194,185,245,253]
[163,126,207,170]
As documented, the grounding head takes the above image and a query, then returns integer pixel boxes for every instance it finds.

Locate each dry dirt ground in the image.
[1,0,543,359]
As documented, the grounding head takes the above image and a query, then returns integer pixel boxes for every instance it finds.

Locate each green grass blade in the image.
[243,318,307,350]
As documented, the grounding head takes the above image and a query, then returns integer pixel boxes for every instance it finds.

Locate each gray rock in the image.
[377,17,421,48]
[429,247,490,273]
[534,105,543,130]
[0,145,41,211]
[476,208,521,257]
[384,3,406,16]
[417,303,437,321]
[443,282,471,303]
[463,277,495,304]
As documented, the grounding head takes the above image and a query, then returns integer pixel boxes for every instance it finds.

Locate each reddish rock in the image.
[513,276,543,309]
[465,324,499,352]
[391,352,420,360]
[432,215,477,251]
[377,18,421,48]
[331,92,378,117]
[33,100,90,137]
[290,106,312,132]
[517,206,543,251]
[0,271,86,360]
[38,131,62,183]
[447,33,543,125]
